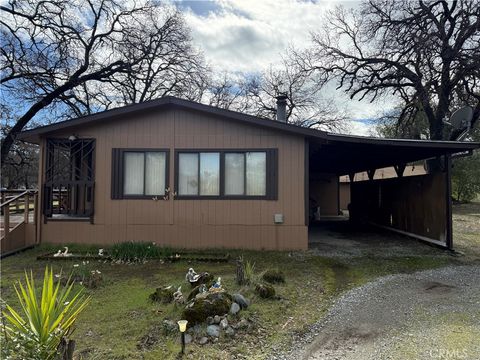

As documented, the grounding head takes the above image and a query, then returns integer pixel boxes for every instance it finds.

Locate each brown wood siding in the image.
[339,183,350,210]
[309,173,339,217]
[39,108,307,250]
[350,173,447,242]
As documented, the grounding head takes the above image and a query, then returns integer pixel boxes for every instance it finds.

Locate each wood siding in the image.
[39,108,307,250]
[350,173,447,242]
[309,173,339,217]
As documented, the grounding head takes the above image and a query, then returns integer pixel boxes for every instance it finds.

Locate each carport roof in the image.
[310,133,480,175]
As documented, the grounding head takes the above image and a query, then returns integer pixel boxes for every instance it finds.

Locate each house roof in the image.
[17,96,325,142]
[17,96,480,159]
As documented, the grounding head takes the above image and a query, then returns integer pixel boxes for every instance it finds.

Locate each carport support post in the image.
[445,155,453,250]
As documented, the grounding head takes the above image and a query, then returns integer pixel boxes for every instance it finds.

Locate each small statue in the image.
[199,284,207,294]
[185,268,199,283]
[212,277,222,289]
[209,277,223,292]
[62,247,72,257]
[53,250,62,257]
[185,268,213,287]
[173,286,184,305]
[98,248,104,256]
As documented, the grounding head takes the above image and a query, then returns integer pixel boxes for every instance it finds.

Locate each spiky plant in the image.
[243,260,257,285]
[1,267,90,360]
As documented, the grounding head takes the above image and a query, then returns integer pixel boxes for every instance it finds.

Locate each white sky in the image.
[177,0,386,135]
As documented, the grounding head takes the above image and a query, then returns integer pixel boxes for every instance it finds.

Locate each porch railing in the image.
[1,189,38,256]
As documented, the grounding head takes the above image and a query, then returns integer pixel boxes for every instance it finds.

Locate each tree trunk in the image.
[57,338,75,360]
[236,258,245,285]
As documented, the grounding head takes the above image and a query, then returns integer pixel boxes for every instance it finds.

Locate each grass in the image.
[1,202,478,359]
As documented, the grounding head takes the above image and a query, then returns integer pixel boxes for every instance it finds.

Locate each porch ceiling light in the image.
[68,135,77,141]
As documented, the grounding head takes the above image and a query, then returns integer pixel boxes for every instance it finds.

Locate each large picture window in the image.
[111,149,169,199]
[175,149,277,199]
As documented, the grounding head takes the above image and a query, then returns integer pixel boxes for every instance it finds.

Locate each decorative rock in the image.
[150,286,175,303]
[232,293,250,309]
[184,333,193,344]
[255,283,275,299]
[230,302,241,315]
[213,315,221,324]
[207,324,220,338]
[183,292,233,324]
[198,336,208,345]
[187,284,209,301]
[206,316,214,325]
[162,319,177,335]
[225,326,235,337]
[235,319,250,330]
[220,318,229,330]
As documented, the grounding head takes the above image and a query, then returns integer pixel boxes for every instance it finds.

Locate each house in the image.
[15,96,479,251]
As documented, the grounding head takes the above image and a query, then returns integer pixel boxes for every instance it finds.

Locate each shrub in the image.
[69,262,103,289]
[255,283,276,299]
[1,267,90,360]
[262,269,285,284]
[110,242,174,262]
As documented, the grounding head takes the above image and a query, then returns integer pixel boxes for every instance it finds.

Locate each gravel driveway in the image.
[272,265,480,360]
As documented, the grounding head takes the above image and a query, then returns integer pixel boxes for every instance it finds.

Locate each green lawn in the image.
[1,202,478,359]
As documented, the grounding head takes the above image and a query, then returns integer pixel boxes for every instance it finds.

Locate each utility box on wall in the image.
[274,214,284,224]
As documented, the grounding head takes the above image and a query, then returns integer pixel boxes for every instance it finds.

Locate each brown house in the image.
[14,97,479,251]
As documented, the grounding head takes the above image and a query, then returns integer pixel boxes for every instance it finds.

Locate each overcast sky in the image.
[175,0,388,135]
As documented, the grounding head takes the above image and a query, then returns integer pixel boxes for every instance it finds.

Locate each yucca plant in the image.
[244,259,257,285]
[2,267,90,360]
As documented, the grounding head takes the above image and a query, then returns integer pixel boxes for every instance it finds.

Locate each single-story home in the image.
[15,96,479,250]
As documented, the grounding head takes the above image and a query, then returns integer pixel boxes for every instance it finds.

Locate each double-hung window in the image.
[176,149,277,199]
[111,149,169,199]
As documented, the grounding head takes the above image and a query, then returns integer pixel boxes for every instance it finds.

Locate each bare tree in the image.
[207,62,348,131]
[299,0,480,140]
[0,0,207,164]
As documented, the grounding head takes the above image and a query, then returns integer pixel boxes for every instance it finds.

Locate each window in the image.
[111,149,169,199]
[175,149,277,199]
[225,152,267,196]
[178,152,220,196]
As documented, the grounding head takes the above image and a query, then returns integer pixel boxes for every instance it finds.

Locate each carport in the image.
[306,133,479,249]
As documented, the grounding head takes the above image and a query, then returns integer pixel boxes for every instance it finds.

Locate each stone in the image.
[213,315,221,324]
[230,302,241,315]
[183,291,233,325]
[198,336,208,345]
[187,284,209,301]
[235,319,250,330]
[150,286,175,303]
[232,293,250,309]
[262,269,285,284]
[206,316,214,325]
[207,325,220,338]
[255,283,275,299]
[220,318,229,330]
[162,319,177,336]
[184,333,193,344]
[225,326,235,337]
